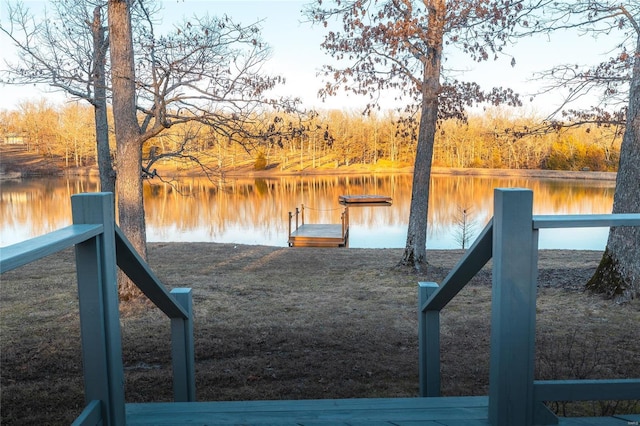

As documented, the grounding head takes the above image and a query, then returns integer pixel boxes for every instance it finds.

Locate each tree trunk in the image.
[400,0,444,273]
[92,5,115,194]
[587,34,640,300]
[108,0,146,300]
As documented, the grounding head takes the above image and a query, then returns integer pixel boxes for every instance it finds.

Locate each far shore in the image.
[63,163,617,181]
[0,143,617,181]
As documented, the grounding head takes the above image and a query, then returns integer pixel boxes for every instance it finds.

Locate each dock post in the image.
[345,207,349,234]
[341,208,346,240]
[488,189,538,426]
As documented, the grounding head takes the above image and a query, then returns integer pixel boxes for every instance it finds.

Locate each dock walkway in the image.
[287,195,391,247]
[288,204,350,247]
[288,223,348,247]
[339,194,392,206]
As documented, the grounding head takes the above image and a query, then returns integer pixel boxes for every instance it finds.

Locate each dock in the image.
[288,196,392,247]
[339,194,393,206]
[288,223,348,247]
[288,205,349,247]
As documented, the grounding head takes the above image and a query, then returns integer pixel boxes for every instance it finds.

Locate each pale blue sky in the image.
[0,0,621,115]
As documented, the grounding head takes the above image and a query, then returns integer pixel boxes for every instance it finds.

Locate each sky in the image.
[0,0,623,116]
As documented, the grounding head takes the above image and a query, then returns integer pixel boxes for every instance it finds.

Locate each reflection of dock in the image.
[288,205,349,247]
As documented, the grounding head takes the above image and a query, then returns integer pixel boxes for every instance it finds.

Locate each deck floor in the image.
[288,224,348,247]
[125,396,640,425]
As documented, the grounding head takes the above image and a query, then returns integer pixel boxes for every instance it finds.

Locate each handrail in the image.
[115,226,188,319]
[418,188,640,426]
[418,219,493,397]
[0,224,103,273]
[70,400,102,426]
[533,213,640,229]
[288,206,303,244]
[533,378,640,401]
[420,219,493,312]
[0,192,196,425]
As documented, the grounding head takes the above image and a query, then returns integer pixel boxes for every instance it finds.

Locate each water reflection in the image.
[1,174,615,249]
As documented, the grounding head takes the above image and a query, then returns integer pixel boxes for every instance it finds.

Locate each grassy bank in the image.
[0,244,638,424]
[1,143,617,181]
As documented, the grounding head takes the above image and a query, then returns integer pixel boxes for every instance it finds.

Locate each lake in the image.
[0,173,616,250]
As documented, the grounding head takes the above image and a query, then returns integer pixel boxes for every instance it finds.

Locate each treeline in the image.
[1,101,97,168]
[0,100,621,173]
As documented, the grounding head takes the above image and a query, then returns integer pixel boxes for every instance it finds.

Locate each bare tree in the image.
[1,0,115,193]
[108,0,301,298]
[305,0,527,272]
[4,0,304,298]
[453,206,477,250]
[520,2,639,299]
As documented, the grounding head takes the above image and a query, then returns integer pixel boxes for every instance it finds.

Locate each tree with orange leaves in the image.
[305,0,531,271]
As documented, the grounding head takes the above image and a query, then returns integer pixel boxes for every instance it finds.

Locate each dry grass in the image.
[1,244,638,425]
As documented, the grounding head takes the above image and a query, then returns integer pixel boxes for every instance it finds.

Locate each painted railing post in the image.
[418,282,440,397]
[171,288,196,402]
[72,192,125,426]
[488,189,538,426]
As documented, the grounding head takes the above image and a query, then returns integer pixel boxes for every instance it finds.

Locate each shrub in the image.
[254,152,268,170]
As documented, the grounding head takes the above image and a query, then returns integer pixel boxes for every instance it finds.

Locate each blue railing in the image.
[418,188,640,426]
[0,192,195,426]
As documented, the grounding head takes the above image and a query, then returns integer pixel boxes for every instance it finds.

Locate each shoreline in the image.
[431,167,616,181]
[147,242,607,257]
[59,165,617,181]
[0,145,617,181]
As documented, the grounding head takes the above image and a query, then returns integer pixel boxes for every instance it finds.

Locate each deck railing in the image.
[418,188,640,426]
[0,192,195,426]
[288,205,306,236]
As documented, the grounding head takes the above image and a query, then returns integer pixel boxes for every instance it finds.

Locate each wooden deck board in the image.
[126,396,489,425]
[290,224,344,239]
[561,416,640,425]
[288,224,348,247]
[125,396,640,425]
[339,195,392,206]
[125,396,638,425]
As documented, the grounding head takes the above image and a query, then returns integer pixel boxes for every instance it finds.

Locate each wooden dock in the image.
[288,205,349,247]
[288,195,391,247]
[125,396,640,425]
[339,194,392,206]
[288,223,348,247]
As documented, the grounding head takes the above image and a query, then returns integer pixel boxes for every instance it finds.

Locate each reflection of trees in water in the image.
[141,174,615,241]
[0,177,101,240]
[2,174,615,245]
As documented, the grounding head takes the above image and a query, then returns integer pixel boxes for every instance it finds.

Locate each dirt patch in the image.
[1,245,638,424]
[0,145,67,177]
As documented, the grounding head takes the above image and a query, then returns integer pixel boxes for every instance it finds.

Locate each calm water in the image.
[0,174,615,249]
